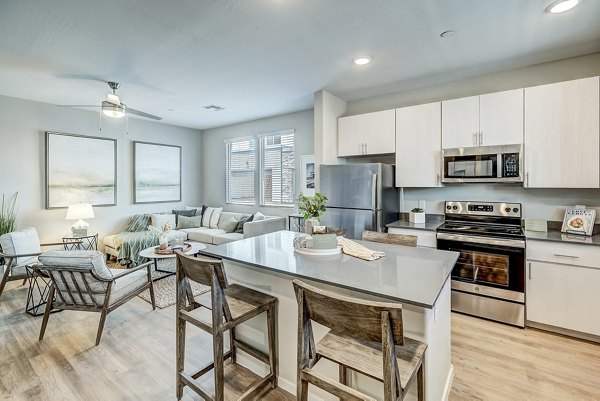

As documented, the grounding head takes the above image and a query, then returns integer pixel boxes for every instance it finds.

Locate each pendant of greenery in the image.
[0,192,18,237]
[296,192,328,221]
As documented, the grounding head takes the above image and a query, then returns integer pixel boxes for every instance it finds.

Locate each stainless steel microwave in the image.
[442,144,523,183]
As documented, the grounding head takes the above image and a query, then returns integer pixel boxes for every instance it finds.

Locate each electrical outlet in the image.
[418,200,426,210]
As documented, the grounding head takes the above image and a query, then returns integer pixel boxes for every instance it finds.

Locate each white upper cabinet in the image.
[442,89,524,148]
[441,95,479,149]
[338,110,396,157]
[479,89,523,146]
[524,77,600,188]
[395,102,442,187]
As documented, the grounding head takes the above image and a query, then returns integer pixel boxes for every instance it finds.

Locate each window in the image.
[225,137,256,205]
[259,129,295,206]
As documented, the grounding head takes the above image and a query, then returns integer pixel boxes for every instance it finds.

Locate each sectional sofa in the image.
[103,211,286,262]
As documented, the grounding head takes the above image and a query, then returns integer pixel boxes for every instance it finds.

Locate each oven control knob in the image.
[505,207,511,213]
[452,205,458,210]
[446,205,452,210]
[513,208,519,213]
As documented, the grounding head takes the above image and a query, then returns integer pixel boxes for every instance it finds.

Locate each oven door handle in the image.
[437,232,525,248]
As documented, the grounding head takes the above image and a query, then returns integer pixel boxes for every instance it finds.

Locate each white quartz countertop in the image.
[198,230,459,309]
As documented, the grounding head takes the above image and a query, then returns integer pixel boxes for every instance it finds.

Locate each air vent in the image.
[203,105,225,111]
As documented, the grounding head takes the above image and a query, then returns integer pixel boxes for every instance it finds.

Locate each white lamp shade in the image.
[65,203,95,220]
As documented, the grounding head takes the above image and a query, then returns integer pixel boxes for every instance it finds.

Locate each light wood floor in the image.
[2,281,600,400]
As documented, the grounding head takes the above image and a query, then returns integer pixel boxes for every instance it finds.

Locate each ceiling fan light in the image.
[102,104,125,119]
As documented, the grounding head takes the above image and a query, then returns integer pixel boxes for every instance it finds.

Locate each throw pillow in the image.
[202,207,223,229]
[185,205,206,217]
[202,207,215,228]
[177,215,202,229]
[126,214,151,232]
[173,209,196,224]
[253,211,265,221]
[150,213,176,231]
[235,214,254,234]
[209,207,223,229]
[222,217,239,233]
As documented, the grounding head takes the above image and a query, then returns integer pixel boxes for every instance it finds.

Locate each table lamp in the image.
[65,203,95,237]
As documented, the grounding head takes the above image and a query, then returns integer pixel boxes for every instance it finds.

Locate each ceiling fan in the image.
[59,81,162,120]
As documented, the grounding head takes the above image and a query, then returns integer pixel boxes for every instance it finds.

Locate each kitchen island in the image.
[198,230,458,401]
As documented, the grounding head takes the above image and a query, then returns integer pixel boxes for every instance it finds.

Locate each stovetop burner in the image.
[438,201,525,239]
[437,221,524,238]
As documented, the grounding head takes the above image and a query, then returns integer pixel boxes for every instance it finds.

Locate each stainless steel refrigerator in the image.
[319,163,399,239]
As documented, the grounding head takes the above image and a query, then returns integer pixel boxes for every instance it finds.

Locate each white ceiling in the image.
[0,0,599,130]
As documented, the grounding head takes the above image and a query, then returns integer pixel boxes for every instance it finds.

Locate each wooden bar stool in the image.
[362,230,418,247]
[293,279,426,401]
[175,251,278,401]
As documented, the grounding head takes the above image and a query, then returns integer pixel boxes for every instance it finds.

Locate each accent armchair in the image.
[37,250,156,346]
[0,227,71,301]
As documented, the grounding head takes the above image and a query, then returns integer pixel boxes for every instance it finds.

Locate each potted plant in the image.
[296,192,328,234]
[0,192,18,267]
[409,207,426,224]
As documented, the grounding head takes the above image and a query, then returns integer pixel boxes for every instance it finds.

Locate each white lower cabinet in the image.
[526,242,600,337]
[388,227,437,248]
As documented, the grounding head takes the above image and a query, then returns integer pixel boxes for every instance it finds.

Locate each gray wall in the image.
[0,95,203,246]
[201,109,314,217]
[343,53,600,221]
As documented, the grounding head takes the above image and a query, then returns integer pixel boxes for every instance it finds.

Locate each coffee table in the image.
[139,242,206,281]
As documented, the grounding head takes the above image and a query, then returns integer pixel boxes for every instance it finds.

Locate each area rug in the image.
[108,259,210,309]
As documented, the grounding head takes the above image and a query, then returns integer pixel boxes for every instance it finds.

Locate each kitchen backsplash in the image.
[399,185,600,223]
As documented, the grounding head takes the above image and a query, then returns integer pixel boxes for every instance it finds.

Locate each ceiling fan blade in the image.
[107,93,121,105]
[57,105,101,108]
[126,108,162,120]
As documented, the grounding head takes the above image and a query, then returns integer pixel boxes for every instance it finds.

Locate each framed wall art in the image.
[300,154,315,196]
[46,132,117,209]
[133,141,182,203]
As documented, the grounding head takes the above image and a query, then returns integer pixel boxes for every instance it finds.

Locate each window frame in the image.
[258,129,296,207]
[224,136,257,205]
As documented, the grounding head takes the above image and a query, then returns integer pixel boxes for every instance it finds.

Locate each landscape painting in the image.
[46,132,117,209]
[133,141,181,203]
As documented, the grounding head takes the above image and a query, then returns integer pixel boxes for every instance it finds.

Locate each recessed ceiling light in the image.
[353,57,371,66]
[440,30,455,38]
[546,0,580,13]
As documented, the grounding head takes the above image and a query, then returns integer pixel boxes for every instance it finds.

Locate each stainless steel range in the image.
[436,201,525,327]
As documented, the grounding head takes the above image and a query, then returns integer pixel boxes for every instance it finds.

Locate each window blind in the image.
[225,138,256,205]
[259,130,295,206]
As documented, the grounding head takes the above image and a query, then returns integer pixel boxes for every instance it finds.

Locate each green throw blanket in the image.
[113,230,159,266]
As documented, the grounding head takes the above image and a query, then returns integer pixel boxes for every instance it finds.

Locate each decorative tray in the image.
[154,242,192,255]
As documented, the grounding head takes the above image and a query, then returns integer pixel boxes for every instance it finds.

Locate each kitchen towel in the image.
[337,237,385,261]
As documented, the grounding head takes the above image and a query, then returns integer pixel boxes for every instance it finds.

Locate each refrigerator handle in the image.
[371,173,377,211]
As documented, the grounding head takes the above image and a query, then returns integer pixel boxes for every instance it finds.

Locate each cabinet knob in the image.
[479,131,483,145]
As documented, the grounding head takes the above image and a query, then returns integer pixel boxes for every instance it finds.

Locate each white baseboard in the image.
[442,363,455,401]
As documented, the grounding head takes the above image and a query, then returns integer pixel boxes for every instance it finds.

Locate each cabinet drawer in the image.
[526,240,600,269]
[388,227,437,248]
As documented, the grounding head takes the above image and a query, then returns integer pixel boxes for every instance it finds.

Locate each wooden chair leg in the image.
[213,329,225,401]
[417,361,425,401]
[339,365,348,385]
[230,326,237,364]
[146,266,156,310]
[299,376,308,401]
[21,278,27,286]
[95,304,110,346]
[267,303,278,388]
[39,285,55,340]
[176,316,186,400]
[0,264,11,301]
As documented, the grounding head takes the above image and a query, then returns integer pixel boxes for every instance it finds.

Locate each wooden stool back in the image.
[362,230,417,247]
[293,279,404,345]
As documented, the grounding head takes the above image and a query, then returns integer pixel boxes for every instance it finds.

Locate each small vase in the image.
[305,217,319,235]
[159,235,169,250]
[409,212,426,224]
